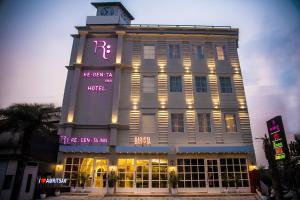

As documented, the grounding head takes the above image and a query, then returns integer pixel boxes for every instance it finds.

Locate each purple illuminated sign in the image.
[267,116,289,161]
[93,40,111,60]
[60,135,108,145]
[82,70,113,92]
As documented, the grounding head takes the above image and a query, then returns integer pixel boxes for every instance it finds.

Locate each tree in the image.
[0,103,59,200]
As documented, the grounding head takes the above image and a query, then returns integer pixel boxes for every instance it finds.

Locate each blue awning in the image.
[178,145,254,153]
[59,145,109,153]
[116,146,170,153]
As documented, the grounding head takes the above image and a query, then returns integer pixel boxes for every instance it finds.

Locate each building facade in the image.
[56,2,256,194]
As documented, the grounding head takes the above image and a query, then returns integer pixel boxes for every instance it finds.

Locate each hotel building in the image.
[56,2,256,194]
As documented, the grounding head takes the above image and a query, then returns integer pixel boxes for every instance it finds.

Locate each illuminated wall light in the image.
[249,165,257,171]
[55,164,63,172]
[67,113,74,123]
[111,115,118,124]
[213,102,219,109]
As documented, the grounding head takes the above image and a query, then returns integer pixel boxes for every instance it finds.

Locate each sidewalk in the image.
[46,193,257,200]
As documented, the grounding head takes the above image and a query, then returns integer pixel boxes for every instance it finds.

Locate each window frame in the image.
[141,114,156,134]
[168,44,181,59]
[142,76,155,93]
[195,76,208,93]
[171,113,184,133]
[219,76,233,93]
[194,45,205,60]
[224,113,237,133]
[216,45,225,61]
[197,113,212,133]
[143,45,155,60]
[169,76,182,92]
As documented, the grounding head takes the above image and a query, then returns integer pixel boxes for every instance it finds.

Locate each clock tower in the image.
[86,2,134,25]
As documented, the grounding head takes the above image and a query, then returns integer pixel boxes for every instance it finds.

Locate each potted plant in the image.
[78,173,90,192]
[168,171,178,195]
[39,183,47,199]
[107,171,118,195]
[54,187,61,196]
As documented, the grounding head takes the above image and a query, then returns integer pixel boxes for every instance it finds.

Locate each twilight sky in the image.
[0,0,299,166]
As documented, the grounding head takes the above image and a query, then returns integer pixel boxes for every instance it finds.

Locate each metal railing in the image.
[126,24,232,30]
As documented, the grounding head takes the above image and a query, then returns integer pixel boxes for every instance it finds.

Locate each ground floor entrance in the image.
[61,154,251,194]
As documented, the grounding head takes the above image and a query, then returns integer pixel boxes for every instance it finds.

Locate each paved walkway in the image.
[46,194,257,200]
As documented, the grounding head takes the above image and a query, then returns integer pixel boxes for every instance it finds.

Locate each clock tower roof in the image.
[91,2,134,20]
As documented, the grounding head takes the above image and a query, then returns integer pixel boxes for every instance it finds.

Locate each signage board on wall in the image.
[82,70,113,92]
[134,136,151,145]
[60,135,109,145]
[266,116,289,161]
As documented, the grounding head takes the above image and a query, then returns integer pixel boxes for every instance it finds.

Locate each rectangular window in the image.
[220,158,249,187]
[219,77,232,93]
[64,157,94,187]
[117,159,134,188]
[171,113,184,132]
[194,45,204,60]
[143,76,155,93]
[152,159,168,188]
[225,114,237,132]
[177,158,206,188]
[170,76,182,92]
[216,46,225,60]
[142,114,155,133]
[169,44,180,59]
[195,76,207,93]
[143,46,155,59]
[198,113,211,132]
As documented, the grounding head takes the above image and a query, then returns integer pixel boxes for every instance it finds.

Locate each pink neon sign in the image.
[93,40,111,60]
[82,70,113,92]
[60,135,109,145]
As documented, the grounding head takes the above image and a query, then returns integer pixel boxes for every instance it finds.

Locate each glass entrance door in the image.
[94,160,107,188]
[136,160,149,188]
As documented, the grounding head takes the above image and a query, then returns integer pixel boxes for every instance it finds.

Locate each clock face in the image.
[100,7,114,16]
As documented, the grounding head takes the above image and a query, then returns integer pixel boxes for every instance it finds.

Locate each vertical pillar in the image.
[110,31,125,146]
[66,31,87,136]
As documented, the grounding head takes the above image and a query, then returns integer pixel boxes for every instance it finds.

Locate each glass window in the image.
[152,159,168,188]
[198,113,211,132]
[178,159,205,188]
[207,159,219,188]
[143,76,155,93]
[170,76,182,92]
[225,114,237,132]
[220,158,249,187]
[216,46,225,60]
[94,160,107,188]
[117,159,134,188]
[194,45,204,60]
[219,77,232,93]
[143,46,155,59]
[136,160,149,188]
[142,114,155,133]
[195,76,207,93]
[171,113,184,132]
[169,44,180,59]
[63,157,94,187]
